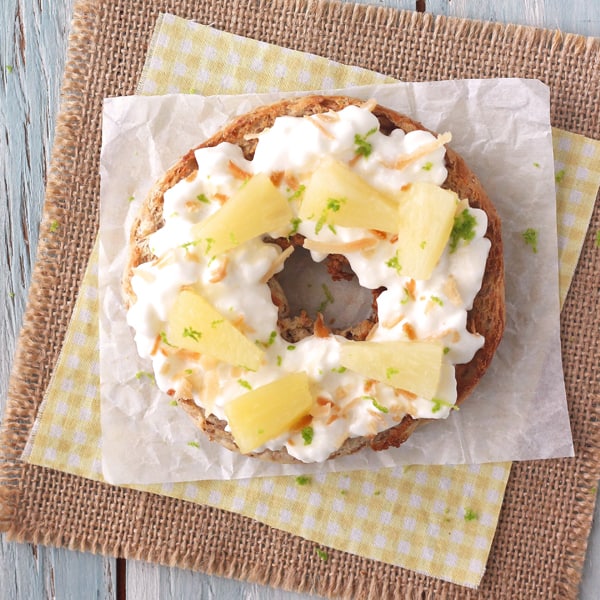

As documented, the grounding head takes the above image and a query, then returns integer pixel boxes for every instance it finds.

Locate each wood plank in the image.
[426,0,600,36]
[126,560,313,600]
[0,0,116,597]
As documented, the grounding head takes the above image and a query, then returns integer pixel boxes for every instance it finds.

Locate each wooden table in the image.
[1,1,598,598]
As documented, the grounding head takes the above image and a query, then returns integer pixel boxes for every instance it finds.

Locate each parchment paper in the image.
[99,79,573,484]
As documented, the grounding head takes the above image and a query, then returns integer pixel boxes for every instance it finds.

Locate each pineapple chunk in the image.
[299,158,399,233]
[167,289,263,370]
[394,182,457,280]
[191,173,293,256]
[224,372,314,454]
[339,340,444,399]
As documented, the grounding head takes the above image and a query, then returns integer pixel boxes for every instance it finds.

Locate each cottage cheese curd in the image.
[127,103,490,462]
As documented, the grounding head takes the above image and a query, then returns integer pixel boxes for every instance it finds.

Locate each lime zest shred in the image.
[449,209,477,252]
[169,399,178,406]
[385,253,402,274]
[288,184,306,202]
[362,395,388,413]
[464,508,478,521]
[331,366,347,373]
[431,397,459,413]
[431,295,444,306]
[276,355,283,366]
[315,548,329,561]
[160,331,175,347]
[49,220,60,233]
[296,475,311,485]
[287,345,296,351]
[289,217,302,235]
[554,169,566,183]
[315,197,345,234]
[354,127,378,158]
[301,426,314,445]
[385,367,399,380]
[128,195,135,203]
[422,161,433,171]
[187,441,200,448]
[522,228,538,253]
[196,193,210,203]
[135,370,155,382]
[182,326,202,342]
[237,379,252,390]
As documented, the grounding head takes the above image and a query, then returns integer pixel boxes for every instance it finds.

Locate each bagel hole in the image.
[271,244,379,341]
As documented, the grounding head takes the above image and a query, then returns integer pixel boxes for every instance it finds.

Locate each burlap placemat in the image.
[1,1,599,598]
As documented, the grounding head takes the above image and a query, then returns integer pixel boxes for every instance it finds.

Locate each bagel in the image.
[123,95,505,463]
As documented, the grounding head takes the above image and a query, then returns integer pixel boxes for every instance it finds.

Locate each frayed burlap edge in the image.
[1,1,599,599]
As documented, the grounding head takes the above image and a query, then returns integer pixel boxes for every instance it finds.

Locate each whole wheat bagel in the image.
[123,95,505,463]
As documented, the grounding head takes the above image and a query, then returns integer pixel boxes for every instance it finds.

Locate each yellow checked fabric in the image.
[25,14,600,588]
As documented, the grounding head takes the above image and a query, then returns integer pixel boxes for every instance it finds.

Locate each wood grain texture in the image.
[0,1,598,599]
[0,1,116,598]
[427,0,600,37]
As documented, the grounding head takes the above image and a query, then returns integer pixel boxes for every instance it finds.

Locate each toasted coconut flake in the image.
[135,268,156,283]
[185,170,197,183]
[270,171,284,187]
[444,275,463,306]
[314,312,331,338]
[369,229,388,240]
[209,256,229,283]
[175,349,202,361]
[260,245,294,284]
[303,237,378,254]
[306,115,335,139]
[388,132,452,171]
[214,193,228,205]
[228,160,252,180]
[382,314,404,329]
[153,250,176,269]
[284,172,300,190]
[316,111,340,122]
[232,314,255,335]
[334,385,350,401]
[150,334,161,356]
[360,98,378,112]
[406,279,417,300]
[403,322,417,340]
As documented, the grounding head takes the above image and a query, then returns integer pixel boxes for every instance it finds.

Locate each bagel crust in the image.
[124,95,505,463]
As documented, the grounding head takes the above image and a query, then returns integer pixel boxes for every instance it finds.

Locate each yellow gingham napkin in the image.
[24,14,600,587]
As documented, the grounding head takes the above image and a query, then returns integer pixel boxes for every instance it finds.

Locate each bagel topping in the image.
[127,102,491,462]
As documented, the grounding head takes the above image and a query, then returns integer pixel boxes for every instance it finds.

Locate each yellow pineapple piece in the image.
[191,173,293,256]
[393,182,457,280]
[339,340,443,399]
[167,289,263,370]
[224,372,314,454]
[299,158,399,233]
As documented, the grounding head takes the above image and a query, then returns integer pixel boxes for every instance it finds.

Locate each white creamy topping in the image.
[127,103,490,462]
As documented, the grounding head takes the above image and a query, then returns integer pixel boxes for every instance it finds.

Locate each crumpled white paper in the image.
[99,79,573,485]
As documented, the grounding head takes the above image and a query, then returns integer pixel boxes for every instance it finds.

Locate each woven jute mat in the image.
[1,1,599,598]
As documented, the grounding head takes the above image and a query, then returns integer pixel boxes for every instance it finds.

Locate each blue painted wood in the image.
[0,1,116,598]
[427,0,600,37]
[0,1,598,599]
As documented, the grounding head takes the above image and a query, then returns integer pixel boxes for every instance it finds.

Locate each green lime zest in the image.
[431,397,459,413]
[554,169,566,183]
[464,508,478,521]
[301,426,314,445]
[522,228,538,253]
[449,209,477,252]
[296,475,311,485]
[354,127,378,158]
[182,326,202,342]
